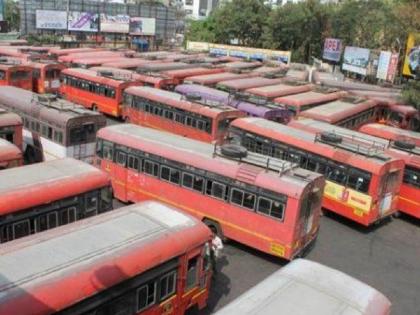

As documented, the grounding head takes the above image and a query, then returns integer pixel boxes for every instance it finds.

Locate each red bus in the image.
[137,62,200,73]
[0,61,33,90]
[215,259,391,315]
[0,201,212,315]
[29,61,66,94]
[230,117,405,226]
[184,72,259,87]
[95,124,325,259]
[216,77,285,93]
[223,60,262,71]
[0,108,23,150]
[298,97,379,130]
[71,57,132,69]
[245,81,313,100]
[48,47,105,59]
[58,50,134,64]
[0,138,22,169]
[359,123,420,147]
[162,67,225,85]
[123,86,246,143]
[102,58,150,70]
[359,123,420,218]
[60,68,141,117]
[274,88,347,116]
[0,158,112,243]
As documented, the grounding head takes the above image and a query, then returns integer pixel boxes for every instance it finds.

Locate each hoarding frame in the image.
[68,11,99,32]
[36,10,68,30]
[342,46,370,75]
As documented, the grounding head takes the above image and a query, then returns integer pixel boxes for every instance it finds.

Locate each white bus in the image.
[0,86,106,163]
[215,259,391,315]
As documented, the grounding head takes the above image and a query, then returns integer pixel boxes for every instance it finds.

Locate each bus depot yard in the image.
[0,39,419,315]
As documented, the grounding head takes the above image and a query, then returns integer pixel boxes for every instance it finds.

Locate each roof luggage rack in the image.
[31,94,91,115]
[182,93,231,109]
[213,144,298,176]
[232,92,283,109]
[315,131,390,160]
[391,139,420,155]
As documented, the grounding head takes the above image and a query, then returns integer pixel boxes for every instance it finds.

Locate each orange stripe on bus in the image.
[399,196,420,206]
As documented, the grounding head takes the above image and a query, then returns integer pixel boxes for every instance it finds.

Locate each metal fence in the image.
[19,0,176,41]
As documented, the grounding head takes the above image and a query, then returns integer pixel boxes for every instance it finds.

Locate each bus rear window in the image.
[10,71,31,81]
[380,170,401,195]
[69,124,96,145]
[46,68,61,79]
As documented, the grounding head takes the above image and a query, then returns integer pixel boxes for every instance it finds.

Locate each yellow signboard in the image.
[186,41,292,64]
[324,181,372,213]
[403,33,420,78]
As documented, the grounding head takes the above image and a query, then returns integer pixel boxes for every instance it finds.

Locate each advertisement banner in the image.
[403,33,420,78]
[186,41,210,51]
[386,53,399,83]
[68,11,99,32]
[36,10,67,30]
[324,181,372,214]
[342,46,370,75]
[376,51,391,80]
[323,38,342,62]
[129,17,156,35]
[0,0,4,22]
[100,14,129,33]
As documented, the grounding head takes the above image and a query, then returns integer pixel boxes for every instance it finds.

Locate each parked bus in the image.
[216,77,285,93]
[298,97,379,130]
[286,64,310,81]
[386,104,420,132]
[60,68,140,117]
[162,67,225,86]
[71,57,131,69]
[29,61,66,94]
[49,47,105,59]
[215,259,391,315]
[0,86,106,163]
[223,60,262,71]
[359,123,420,147]
[274,88,347,116]
[229,117,405,226]
[123,86,246,143]
[0,158,112,243]
[58,50,134,64]
[0,138,22,169]
[0,108,23,149]
[0,201,213,315]
[175,84,290,123]
[0,61,33,90]
[359,124,420,218]
[102,58,150,70]
[137,62,202,73]
[95,124,325,259]
[246,81,313,100]
[184,72,258,87]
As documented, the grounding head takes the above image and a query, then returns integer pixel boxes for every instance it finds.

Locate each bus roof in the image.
[125,86,244,118]
[0,158,110,215]
[0,201,210,315]
[359,123,420,147]
[215,259,391,315]
[0,138,21,162]
[162,67,224,79]
[49,47,104,56]
[174,84,288,119]
[217,77,284,91]
[102,58,150,69]
[388,104,418,116]
[231,117,398,172]
[286,69,309,81]
[246,82,313,98]
[223,61,262,69]
[91,66,170,84]
[274,90,346,106]
[27,61,66,70]
[137,62,200,72]
[0,63,32,72]
[0,86,106,127]
[97,124,323,197]
[184,72,252,85]
[299,98,377,123]
[72,57,130,67]
[62,68,137,88]
[58,50,133,63]
[0,108,22,126]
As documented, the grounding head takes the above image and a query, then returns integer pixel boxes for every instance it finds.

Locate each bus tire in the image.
[394,140,415,150]
[202,218,225,241]
[221,144,247,159]
[320,132,342,144]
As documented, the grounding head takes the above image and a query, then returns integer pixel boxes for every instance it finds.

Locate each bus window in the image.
[380,170,401,195]
[70,124,95,145]
[218,118,234,132]
[0,70,5,80]
[85,192,98,216]
[389,111,403,125]
[13,220,30,239]
[46,69,61,79]
[403,166,420,188]
[137,282,157,312]
[159,271,177,301]
[347,169,371,193]
[100,187,113,211]
[11,71,30,81]
[186,256,199,290]
[32,70,40,79]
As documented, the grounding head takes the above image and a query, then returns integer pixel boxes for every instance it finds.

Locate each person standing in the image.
[211,233,223,274]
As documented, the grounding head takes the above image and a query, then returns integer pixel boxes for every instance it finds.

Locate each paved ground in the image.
[115,197,420,314]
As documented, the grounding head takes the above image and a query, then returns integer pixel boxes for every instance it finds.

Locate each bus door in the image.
[126,153,141,202]
[113,146,128,202]
[378,169,401,217]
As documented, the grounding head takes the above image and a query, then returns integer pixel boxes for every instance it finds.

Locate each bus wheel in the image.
[202,218,226,241]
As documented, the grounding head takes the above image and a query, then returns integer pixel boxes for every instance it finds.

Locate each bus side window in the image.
[13,220,30,240]
[186,256,199,290]
[85,193,98,216]
[100,187,113,212]
[116,151,127,167]
[159,271,177,301]
[137,282,157,312]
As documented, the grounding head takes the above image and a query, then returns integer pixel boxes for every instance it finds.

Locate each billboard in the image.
[0,0,4,22]
[68,11,99,32]
[323,38,342,62]
[100,14,129,33]
[376,51,399,82]
[36,10,67,30]
[342,46,370,75]
[403,33,420,78]
[129,17,156,35]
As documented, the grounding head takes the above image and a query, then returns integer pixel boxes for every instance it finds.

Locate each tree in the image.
[4,0,20,31]
[185,17,216,43]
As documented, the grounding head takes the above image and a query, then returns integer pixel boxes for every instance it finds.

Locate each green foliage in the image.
[186,0,420,64]
[402,81,420,109]
[26,34,61,45]
[4,0,20,31]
